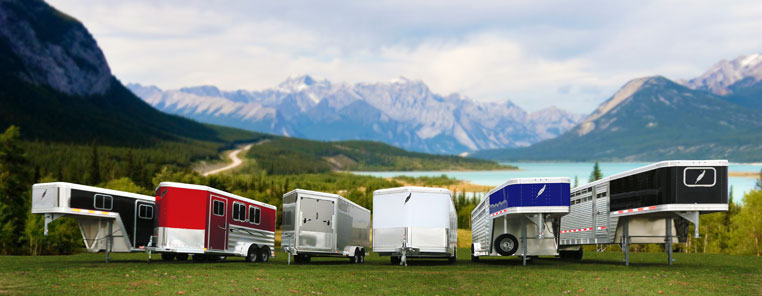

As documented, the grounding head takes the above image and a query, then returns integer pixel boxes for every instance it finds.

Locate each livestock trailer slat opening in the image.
[31,182,156,262]
[281,189,371,264]
[470,177,571,266]
[373,187,457,266]
[148,182,277,263]
[559,160,729,266]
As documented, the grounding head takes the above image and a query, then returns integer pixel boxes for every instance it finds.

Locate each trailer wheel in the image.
[175,253,189,261]
[161,253,176,261]
[471,244,479,262]
[258,247,271,263]
[494,234,519,256]
[574,248,583,260]
[448,251,457,264]
[245,245,260,262]
[294,254,303,263]
[390,256,401,265]
[351,249,362,264]
[192,254,206,262]
[359,249,365,263]
[302,254,311,263]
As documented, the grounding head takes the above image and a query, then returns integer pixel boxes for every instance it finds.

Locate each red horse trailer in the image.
[148,182,277,262]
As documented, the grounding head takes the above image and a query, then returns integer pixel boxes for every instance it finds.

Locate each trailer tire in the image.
[246,245,260,263]
[351,249,362,264]
[258,247,271,263]
[192,254,206,262]
[175,253,189,261]
[161,253,176,261]
[494,234,519,256]
[294,254,303,263]
[574,248,583,260]
[390,256,401,265]
[448,251,456,264]
[359,249,365,263]
[471,244,479,262]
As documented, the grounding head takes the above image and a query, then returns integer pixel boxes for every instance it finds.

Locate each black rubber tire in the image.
[390,256,401,265]
[245,245,259,262]
[175,253,189,261]
[294,254,303,263]
[574,248,584,260]
[192,254,206,262]
[359,249,365,264]
[258,247,270,263]
[352,250,362,264]
[161,253,176,261]
[494,234,519,256]
[303,255,311,263]
[471,244,480,262]
[448,253,456,264]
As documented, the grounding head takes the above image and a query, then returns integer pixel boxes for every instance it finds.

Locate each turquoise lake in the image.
[354,162,761,198]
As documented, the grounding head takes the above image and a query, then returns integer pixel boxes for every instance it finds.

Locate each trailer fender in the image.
[238,242,259,257]
[342,246,363,257]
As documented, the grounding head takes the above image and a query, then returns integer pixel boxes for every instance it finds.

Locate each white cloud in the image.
[47,0,762,113]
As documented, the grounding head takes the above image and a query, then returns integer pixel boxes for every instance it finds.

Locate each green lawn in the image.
[1,250,760,295]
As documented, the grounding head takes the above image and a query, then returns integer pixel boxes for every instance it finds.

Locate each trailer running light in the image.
[614,206,657,215]
[560,226,606,234]
[71,208,112,215]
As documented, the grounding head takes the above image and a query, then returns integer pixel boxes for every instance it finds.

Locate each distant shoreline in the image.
[729,171,760,178]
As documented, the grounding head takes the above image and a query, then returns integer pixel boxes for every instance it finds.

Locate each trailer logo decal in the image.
[41,189,47,199]
[694,170,706,184]
[404,193,411,205]
[536,185,546,198]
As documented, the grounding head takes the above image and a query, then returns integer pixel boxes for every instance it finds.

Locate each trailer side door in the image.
[297,196,335,252]
[207,195,228,251]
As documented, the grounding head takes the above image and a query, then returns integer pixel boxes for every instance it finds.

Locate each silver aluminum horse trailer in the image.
[559,160,729,265]
[373,187,457,266]
[471,177,570,265]
[281,189,371,264]
[30,182,155,262]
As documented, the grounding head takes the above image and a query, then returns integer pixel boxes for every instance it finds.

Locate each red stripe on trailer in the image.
[614,205,657,215]
[560,227,598,234]
[491,209,508,217]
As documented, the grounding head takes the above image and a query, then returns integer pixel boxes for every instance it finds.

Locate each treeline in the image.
[246,137,512,174]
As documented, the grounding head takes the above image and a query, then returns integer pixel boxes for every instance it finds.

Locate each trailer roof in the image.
[485,177,570,197]
[157,182,277,210]
[373,186,451,196]
[284,189,370,213]
[33,182,155,201]
[572,160,728,191]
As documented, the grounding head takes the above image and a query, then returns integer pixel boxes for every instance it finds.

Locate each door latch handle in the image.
[218,225,226,230]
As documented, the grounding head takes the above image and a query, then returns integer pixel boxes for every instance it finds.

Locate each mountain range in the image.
[128,77,584,155]
[473,54,762,162]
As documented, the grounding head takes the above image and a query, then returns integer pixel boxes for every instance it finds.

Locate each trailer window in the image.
[94,194,113,210]
[138,204,153,219]
[233,202,247,221]
[249,206,261,225]
[213,200,225,216]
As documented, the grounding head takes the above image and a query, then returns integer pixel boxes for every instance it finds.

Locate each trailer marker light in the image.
[71,208,112,215]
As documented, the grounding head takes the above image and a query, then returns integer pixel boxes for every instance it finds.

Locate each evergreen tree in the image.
[0,126,32,254]
[589,161,603,182]
[88,141,101,185]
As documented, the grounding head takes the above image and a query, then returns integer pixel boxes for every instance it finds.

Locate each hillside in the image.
[128,77,583,155]
[473,76,762,162]
[245,138,512,175]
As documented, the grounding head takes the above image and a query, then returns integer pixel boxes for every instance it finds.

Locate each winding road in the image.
[202,144,253,176]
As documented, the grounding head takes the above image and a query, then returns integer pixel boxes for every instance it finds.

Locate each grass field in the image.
[2,250,760,295]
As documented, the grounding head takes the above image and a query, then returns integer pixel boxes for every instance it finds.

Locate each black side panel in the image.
[609,166,727,211]
[134,201,154,247]
[69,189,146,248]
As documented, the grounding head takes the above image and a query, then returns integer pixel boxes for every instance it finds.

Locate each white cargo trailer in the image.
[373,187,457,266]
[30,182,155,262]
[559,160,729,265]
[281,189,371,264]
[471,177,570,265]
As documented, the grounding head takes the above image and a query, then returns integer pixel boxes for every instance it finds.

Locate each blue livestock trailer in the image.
[470,177,571,265]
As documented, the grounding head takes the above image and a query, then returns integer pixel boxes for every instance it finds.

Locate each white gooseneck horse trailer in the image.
[30,182,155,262]
[281,189,371,264]
[373,187,457,266]
[471,177,570,265]
[559,160,729,265]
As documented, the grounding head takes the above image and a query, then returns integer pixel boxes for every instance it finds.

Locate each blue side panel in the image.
[489,182,570,214]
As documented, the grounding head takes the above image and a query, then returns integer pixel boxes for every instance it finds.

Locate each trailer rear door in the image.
[207,195,228,251]
[298,196,335,252]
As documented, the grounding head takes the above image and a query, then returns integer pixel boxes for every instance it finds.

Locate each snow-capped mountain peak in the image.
[682,53,762,95]
[128,77,584,154]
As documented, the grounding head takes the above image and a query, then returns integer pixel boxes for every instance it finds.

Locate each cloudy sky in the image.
[48,0,762,113]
